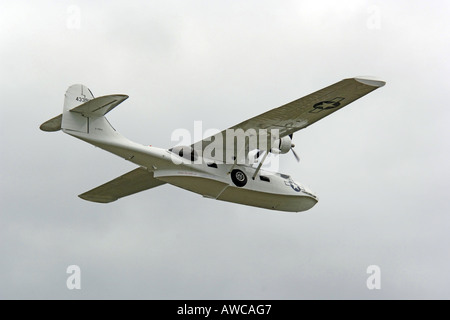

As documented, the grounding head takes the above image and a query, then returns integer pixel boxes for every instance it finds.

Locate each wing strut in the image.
[226,141,248,174]
[251,151,269,180]
[227,157,238,175]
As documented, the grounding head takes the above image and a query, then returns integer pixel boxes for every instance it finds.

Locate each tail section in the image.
[40,84,145,166]
[40,85,168,204]
[40,84,93,132]
[40,84,128,139]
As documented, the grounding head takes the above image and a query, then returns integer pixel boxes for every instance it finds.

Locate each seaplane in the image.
[40,77,385,212]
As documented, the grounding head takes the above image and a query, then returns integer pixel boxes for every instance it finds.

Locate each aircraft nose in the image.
[295,194,318,212]
[304,191,318,202]
[301,186,318,201]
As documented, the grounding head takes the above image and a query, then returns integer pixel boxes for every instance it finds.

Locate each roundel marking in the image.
[313,100,341,110]
[290,181,301,192]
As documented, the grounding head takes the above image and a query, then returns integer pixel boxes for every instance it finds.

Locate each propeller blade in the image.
[288,133,300,162]
[291,148,300,162]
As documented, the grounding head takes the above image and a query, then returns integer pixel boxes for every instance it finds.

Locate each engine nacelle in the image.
[271,136,293,154]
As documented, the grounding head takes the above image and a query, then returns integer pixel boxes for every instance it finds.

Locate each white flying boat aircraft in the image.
[40,77,385,212]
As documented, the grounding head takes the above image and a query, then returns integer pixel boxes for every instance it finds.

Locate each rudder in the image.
[61,84,94,133]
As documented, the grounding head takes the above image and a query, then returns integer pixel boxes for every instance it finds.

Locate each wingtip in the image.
[78,194,117,203]
[354,77,386,88]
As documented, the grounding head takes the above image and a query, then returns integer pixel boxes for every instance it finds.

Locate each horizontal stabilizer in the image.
[79,167,166,203]
[70,94,129,117]
[40,114,62,132]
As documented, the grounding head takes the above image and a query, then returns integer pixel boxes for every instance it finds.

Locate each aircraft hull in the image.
[155,169,318,212]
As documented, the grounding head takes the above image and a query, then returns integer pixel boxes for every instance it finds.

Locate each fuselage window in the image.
[259,175,270,182]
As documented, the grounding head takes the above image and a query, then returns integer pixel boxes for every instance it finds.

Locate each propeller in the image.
[291,147,300,162]
[289,134,300,163]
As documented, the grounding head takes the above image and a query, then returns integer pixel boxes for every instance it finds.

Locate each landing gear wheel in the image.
[231,169,247,187]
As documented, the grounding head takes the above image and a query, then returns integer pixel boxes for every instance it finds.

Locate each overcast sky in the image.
[1,0,449,299]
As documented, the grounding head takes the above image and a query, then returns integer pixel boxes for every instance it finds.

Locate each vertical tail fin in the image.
[61,84,95,133]
[64,84,95,109]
